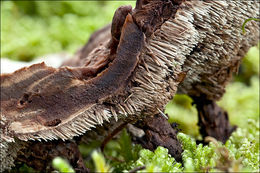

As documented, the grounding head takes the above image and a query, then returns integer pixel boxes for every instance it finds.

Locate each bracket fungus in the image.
[1,0,259,171]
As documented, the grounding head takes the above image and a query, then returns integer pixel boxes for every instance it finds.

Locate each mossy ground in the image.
[1,1,259,172]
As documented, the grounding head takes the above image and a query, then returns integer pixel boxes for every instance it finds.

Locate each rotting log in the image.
[129,114,183,163]
[14,139,88,172]
[192,96,237,144]
[0,0,259,171]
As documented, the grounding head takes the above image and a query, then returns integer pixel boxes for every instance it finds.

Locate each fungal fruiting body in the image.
[0,0,259,171]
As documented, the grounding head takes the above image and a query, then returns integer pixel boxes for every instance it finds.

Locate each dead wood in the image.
[0,0,259,171]
[14,140,88,172]
[130,114,183,162]
[193,97,237,144]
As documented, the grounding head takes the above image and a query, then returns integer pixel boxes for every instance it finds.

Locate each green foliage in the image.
[92,150,112,172]
[52,157,75,173]
[225,119,259,171]
[123,120,259,172]
[245,44,259,76]
[52,120,259,172]
[118,129,137,162]
[177,119,259,172]
[129,146,182,172]
[178,133,216,172]
[105,129,142,172]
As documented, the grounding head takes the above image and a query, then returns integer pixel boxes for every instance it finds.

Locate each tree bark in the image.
[130,114,183,162]
[193,97,237,144]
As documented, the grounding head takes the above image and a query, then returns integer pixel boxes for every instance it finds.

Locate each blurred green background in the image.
[1,1,135,61]
[1,1,259,138]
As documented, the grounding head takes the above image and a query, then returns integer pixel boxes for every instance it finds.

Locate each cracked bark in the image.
[14,140,88,172]
[130,114,183,162]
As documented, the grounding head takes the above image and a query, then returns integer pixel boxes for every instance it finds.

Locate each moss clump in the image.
[129,147,182,172]
[176,119,259,172]
[178,133,216,172]
[225,119,259,171]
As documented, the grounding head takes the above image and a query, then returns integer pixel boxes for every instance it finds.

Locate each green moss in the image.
[92,150,112,172]
[225,119,259,171]
[130,146,182,172]
[178,133,216,172]
[105,129,142,172]
[52,120,259,172]
[52,157,75,173]
[176,119,259,172]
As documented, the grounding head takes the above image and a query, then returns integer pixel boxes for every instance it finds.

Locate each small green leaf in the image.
[92,150,111,172]
[52,157,75,173]
[118,129,135,162]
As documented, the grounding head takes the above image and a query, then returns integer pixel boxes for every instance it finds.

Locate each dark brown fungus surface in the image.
[193,97,237,144]
[131,114,183,162]
[1,14,144,141]
[14,140,88,172]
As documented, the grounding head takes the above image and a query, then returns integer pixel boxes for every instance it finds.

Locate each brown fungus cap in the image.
[1,14,144,142]
[1,0,179,143]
